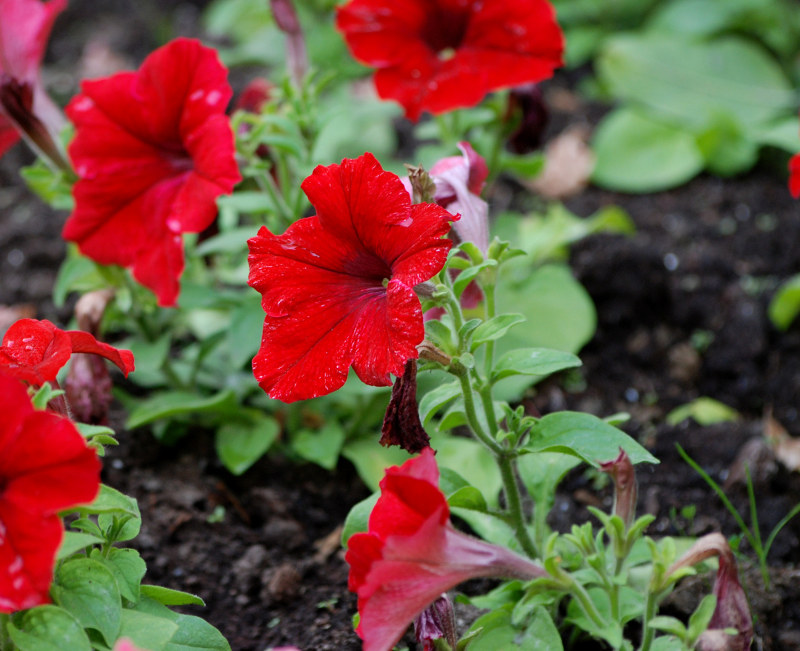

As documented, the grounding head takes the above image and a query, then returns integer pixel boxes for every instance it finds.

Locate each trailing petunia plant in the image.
[8,0,626,478]
[0,0,760,648]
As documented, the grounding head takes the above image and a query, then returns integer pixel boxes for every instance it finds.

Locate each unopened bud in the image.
[405,164,437,204]
[0,75,70,173]
[599,447,638,529]
[414,594,457,651]
[270,0,308,87]
[417,341,451,366]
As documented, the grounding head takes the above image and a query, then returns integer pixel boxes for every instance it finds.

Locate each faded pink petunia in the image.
[62,38,242,306]
[345,447,547,651]
[0,0,66,158]
[247,153,454,402]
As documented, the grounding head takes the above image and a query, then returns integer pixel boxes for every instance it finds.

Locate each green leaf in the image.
[118,608,179,651]
[75,423,116,440]
[597,34,793,128]
[688,594,718,640]
[92,548,146,604]
[433,435,503,506]
[452,260,496,298]
[649,615,688,638]
[215,415,280,475]
[592,107,705,192]
[194,226,255,255]
[447,486,488,512]
[695,112,759,176]
[52,558,122,645]
[769,273,800,330]
[8,605,91,651]
[290,421,346,470]
[493,264,595,400]
[139,585,205,607]
[418,381,461,426]
[57,531,104,560]
[341,492,380,548]
[225,296,265,369]
[492,348,582,382]
[53,254,104,307]
[470,314,526,349]
[126,389,237,429]
[526,412,659,466]
[77,484,139,519]
[20,159,74,210]
[165,614,231,651]
[341,440,411,491]
[754,116,800,153]
[666,397,739,426]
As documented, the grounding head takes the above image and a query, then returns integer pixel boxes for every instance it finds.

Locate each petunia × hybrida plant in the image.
[335,0,564,122]
[345,447,548,651]
[0,372,101,613]
[0,0,67,161]
[62,37,242,307]
[247,152,455,402]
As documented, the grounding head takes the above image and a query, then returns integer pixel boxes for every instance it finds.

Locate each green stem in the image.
[482,283,497,379]
[610,556,624,623]
[570,579,607,631]
[498,453,539,559]
[638,591,658,651]
[456,370,501,455]
[255,165,294,228]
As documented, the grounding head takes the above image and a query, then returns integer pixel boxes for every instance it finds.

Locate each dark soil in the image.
[2,2,800,650]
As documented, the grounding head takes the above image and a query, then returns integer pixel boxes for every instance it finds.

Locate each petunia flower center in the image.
[163,149,194,174]
[421,5,471,59]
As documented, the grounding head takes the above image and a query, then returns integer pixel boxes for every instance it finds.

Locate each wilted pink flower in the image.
[380,359,429,453]
[668,533,753,651]
[406,142,489,254]
[0,0,66,159]
[346,448,547,651]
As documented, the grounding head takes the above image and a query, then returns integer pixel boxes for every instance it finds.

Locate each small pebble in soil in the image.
[7,249,24,267]
[663,252,679,271]
[624,387,639,403]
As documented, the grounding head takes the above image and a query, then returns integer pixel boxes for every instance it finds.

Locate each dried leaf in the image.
[529,126,595,199]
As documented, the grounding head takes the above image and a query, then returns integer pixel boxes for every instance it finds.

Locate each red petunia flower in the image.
[0,318,134,388]
[0,373,101,613]
[335,0,564,122]
[345,448,547,651]
[62,38,242,307]
[0,0,66,158]
[247,153,454,402]
[789,153,800,198]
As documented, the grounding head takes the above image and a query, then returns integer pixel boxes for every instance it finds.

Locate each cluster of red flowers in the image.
[0,319,133,611]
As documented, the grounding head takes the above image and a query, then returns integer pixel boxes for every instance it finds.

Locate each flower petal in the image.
[0,319,70,385]
[63,38,241,307]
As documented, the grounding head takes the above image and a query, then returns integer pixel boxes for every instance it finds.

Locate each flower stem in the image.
[497,453,539,559]
[638,591,658,651]
[455,370,500,456]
